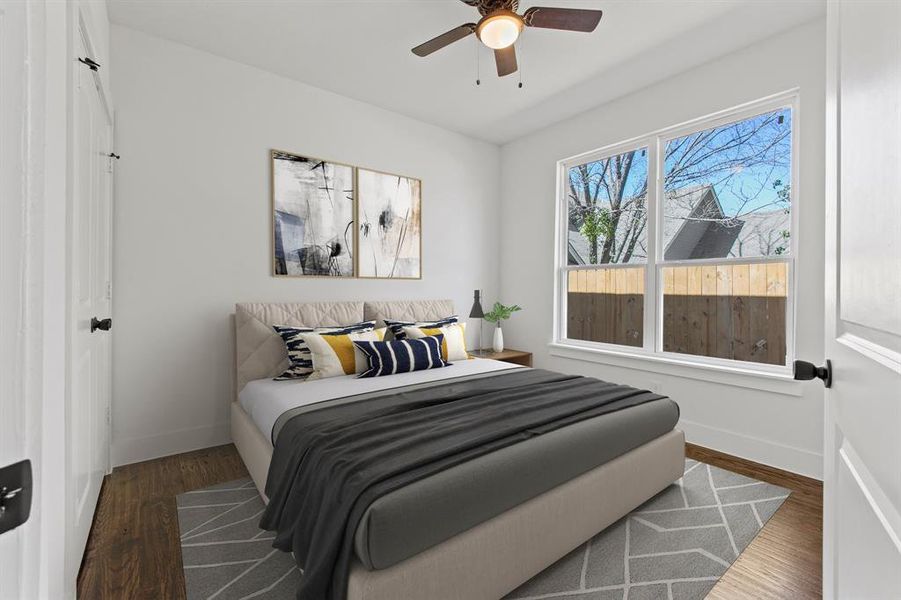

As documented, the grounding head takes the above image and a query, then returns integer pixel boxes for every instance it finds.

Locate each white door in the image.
[67,30,113,587]
[822,1,901,598]
[0,1,31,596]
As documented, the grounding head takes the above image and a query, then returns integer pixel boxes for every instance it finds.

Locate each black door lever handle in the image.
[793,359,832,388]
[91,317,112,332]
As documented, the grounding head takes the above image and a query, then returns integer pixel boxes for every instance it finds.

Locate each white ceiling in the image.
[107,0,824,144]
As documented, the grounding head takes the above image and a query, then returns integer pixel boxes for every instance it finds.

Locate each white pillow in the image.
[301,328,387,380]
[402,322,469,362]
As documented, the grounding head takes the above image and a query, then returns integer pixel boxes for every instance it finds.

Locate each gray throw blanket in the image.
[259,368,664,600]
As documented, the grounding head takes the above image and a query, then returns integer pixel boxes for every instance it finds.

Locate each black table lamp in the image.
[469,290,485,355]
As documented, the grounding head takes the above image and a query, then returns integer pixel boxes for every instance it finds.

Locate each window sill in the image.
[548,342,804,397]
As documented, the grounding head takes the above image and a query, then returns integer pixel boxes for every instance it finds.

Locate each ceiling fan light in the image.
[477,12,523,50]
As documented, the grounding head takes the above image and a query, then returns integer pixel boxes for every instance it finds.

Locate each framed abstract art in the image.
[356,168,422,279]
[271,150,355,277]
[271,150,421,279]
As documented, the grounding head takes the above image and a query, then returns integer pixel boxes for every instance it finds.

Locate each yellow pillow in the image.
[402,322,468,361]
[301,328,386,379]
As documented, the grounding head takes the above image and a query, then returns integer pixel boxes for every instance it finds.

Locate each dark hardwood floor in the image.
[687,443,823,600]
[77,443,823,599]
[77,445,247,599]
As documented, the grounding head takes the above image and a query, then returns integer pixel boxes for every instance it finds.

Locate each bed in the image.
[231,299,685,600]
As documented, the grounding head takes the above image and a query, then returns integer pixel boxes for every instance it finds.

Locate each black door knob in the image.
[91,317,112,333]
[793,359,832,388]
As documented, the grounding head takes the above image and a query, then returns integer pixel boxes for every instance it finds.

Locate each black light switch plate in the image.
[0,459,32,535]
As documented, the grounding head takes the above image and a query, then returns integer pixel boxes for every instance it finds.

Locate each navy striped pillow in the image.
[273,321,376,380]
[384,315,458,341]
[353,335,449,378]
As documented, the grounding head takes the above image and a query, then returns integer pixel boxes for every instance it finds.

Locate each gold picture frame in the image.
[355,166,423,280]
[270,149,422,280]
[270,149,356,278]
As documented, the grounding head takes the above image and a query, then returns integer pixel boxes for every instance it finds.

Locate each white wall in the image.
[110,26,501,466]
[499,20,826,478]
[111,20,827,476]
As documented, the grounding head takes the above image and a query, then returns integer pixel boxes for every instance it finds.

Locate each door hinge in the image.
[91,317,112,333]
[106,406,111,426]
[78,57,101,72]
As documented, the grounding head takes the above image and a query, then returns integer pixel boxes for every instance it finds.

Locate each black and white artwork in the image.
[357,169,422,279]
[272,151,354,277]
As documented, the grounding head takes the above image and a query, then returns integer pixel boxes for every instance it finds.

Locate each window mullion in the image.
[556,160,568,344]
[655,134,666,354]
[643,138,660,353]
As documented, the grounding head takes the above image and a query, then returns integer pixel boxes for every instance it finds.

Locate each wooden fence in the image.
[567,262,788,365]
[567,267,645,348]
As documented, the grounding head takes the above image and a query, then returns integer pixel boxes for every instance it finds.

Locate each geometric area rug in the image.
[176,478,300,600]
[176,459,790,600]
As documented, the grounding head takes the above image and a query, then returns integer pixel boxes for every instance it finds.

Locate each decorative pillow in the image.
[384,315,459,341]
[402,322,469,362]
[301,328,387,380]
[273,321,376,380]
[354,335,448,378]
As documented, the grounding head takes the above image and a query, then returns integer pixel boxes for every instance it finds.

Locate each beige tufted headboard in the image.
[363,299,455,328]
[234,299,455,397]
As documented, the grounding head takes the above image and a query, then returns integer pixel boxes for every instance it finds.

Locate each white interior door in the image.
[823,2,901,598]
[0,1,30,596]
[67,30,113,587]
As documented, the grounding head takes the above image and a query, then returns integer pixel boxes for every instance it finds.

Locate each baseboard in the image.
[679,418,823,480]
[111,421,231,467]
[110,416,822,478]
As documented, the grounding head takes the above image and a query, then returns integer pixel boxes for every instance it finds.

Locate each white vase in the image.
[492,326,504,353]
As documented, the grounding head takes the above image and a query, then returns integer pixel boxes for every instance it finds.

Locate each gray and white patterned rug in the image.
[176,458,790,600]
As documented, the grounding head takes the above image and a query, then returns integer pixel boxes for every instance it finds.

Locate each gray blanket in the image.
[259,368,665,600]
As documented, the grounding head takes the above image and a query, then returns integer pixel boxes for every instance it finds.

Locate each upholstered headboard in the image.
[363,299,455,328]
[234,299,455,396]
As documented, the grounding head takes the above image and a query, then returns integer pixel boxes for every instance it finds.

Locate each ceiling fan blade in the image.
[522,7,603,32]
[412,24,476,57]
[494,45,518,77]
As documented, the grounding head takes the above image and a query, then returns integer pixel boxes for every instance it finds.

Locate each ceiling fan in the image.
[411,0,603,78]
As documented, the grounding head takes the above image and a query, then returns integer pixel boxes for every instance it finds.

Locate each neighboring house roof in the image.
[661,185,717,252]
[568,184,789,265]
[730,209,791,257]
[662,185,733,260]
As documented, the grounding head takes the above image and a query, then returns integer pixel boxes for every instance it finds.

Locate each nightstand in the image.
[471,348,533,367]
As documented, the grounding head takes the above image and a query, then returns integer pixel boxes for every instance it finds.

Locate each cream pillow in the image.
[301,328,387,380]
[402,322,468,362]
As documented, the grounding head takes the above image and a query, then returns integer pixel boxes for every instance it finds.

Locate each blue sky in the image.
[569,108,792,219]
[664,108,792,218]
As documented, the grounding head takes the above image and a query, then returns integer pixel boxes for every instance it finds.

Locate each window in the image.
[566,146,648,347]
[557,96,795,370]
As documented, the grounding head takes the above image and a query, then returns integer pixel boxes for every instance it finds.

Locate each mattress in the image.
[241,360,679,572]
[239,357,523,443]
[354,395,679,569]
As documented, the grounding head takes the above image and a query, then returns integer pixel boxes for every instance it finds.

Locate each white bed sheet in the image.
[239,358,523,443]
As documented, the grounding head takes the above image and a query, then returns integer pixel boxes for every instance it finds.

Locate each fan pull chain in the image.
[518,37,524,89]
[475,37,481,86]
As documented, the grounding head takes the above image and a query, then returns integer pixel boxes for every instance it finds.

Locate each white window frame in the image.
[553,90,800,378]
